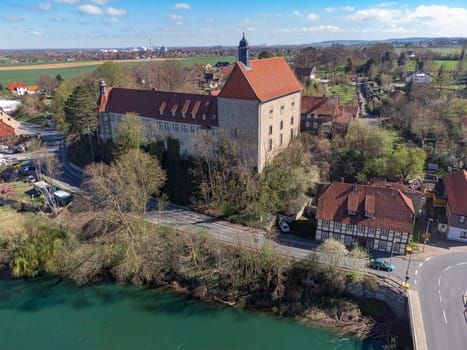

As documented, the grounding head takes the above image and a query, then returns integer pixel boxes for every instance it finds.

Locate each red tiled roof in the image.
[0,120,15,138]
[27,85,39,91]
[100,88,218,127]
[210,89,221,96]
[443,169,467,216]
[7,81,26,91]
[219,57,302,102]
[301,95,340,116]
[317,182,415,233]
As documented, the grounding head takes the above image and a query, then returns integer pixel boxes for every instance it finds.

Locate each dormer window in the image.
[171,111,175,117]
[182,112,186,118]
[160,110,163,116]
[191,112,196,118]
[348,210,356,216]
[364,211,373,218]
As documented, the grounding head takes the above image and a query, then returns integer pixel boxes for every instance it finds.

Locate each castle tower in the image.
[238,33,249,66]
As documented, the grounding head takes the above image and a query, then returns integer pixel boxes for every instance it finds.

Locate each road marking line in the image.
[425,257,431,262]
[438,276,442,287]
[419,262,423,267]
[456,262,467,266]
[438,290,442,303]
[443,266,453,272]
[415,270,418,275]
[442,310,447,324]
[414,279,417,285]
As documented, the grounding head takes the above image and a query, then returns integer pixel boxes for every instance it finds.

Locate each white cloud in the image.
[379,2,396,7]
[307,12,319,21]
[168,15,184,25]
[406,5,467,35]
[90,0,108,5]
[173,3,191,10]
[301,25,341,32]
[340,6,354,12]
[33,2,53,11]
[292,10,301,16]
[106,7,127,17]
[325,8,335,13]
[347,8,401,24]
[3,15,24,22]
[53,0,78,3]
[78,4,103,15]
[31,31,43,36]
[52,16,67,22]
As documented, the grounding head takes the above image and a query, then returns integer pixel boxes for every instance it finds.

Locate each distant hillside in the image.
[311,37,466,47]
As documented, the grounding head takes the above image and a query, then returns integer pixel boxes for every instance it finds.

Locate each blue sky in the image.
[1,0,467,49]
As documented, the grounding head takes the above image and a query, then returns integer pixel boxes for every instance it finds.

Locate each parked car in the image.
[369,258,394,272]
[15,145,26,153]
[278,220,290,233]
[19,164,36,175]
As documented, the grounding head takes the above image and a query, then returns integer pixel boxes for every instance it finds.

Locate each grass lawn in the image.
[329,84,357,104]
[290,216,316,240]
[0,180,43,207]
[14,113,50,126]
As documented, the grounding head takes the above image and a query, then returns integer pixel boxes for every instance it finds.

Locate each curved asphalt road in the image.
[416,252,467,350]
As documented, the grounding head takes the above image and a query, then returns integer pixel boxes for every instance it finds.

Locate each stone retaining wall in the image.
[346,279,408,320]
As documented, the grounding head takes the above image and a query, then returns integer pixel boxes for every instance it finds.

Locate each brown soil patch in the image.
[0,58,169,71]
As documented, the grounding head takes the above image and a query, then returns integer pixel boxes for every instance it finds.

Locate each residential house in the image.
[99,34,302,172]
[405,71,433,85]
[0,119,15,144]
[316,182,415,254]
[300,95,358,135]
[442,169,467,242]
[27,85,40,94]
[334,103,359,134]
[295,67,316,81]
[301,96,340,134]
[8,82,27,96]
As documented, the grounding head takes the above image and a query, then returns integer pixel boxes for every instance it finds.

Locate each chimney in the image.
[352,183,357,191]
[99,80,107,96]
[340,177,345,183]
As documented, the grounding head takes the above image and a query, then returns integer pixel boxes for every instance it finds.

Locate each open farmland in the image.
[0,56,237,86]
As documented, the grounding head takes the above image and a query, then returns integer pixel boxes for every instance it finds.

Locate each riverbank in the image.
[0,207,411,348]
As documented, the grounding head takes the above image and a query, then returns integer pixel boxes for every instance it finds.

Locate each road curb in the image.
[407,289,428,350]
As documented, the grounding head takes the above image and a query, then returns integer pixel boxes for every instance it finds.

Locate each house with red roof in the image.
[316,181,415,254]
[8,82,27,96]
[441,169,467,242]
[98,34,303,172]
[301,95,358,135]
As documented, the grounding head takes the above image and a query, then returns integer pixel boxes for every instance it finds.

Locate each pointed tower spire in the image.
[238,32,249,66]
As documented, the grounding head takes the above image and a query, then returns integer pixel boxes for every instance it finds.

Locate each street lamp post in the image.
[402,246,413,289]
[422,218,433,252]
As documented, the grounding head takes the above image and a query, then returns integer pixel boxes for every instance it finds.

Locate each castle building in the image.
[98,34,302,171]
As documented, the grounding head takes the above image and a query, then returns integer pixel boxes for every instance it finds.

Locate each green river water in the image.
[0,278,379,350]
